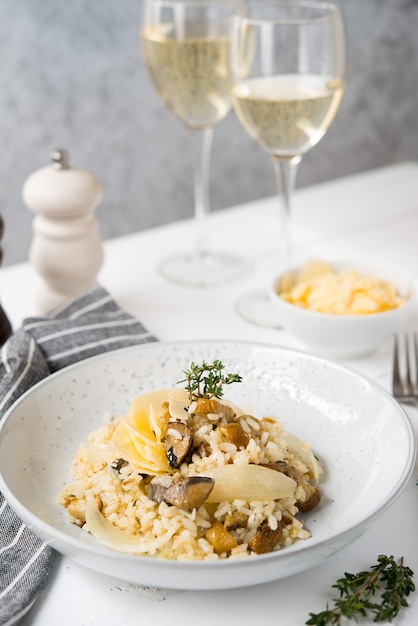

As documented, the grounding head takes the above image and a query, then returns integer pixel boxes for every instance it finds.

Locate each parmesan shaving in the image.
[280,262,406,315]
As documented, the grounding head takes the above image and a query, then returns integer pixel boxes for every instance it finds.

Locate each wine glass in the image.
[229,0,346,325]
[141,0,249,287]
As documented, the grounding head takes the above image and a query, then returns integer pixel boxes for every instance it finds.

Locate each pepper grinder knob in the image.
[51,147,70,170]
[22,149,104,314]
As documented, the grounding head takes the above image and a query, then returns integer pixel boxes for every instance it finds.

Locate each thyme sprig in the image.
[306,555,415,625]
[178,359,242,402]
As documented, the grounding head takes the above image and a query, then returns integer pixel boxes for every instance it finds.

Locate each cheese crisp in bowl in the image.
[270,260,414,358]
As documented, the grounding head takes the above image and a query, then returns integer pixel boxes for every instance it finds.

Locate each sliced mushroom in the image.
[110,458,129,473]
[146,483,169,504]
[62,494,87,524]
[193,442,209,458]
[218,423,250,449]
[224,510,248,531]
[164,422,194,468]
[190,413,213,431]
[248,517,287,554]
[294,481,321,512]
[163,476,215,511]
[194,398,235,421]
[262,462,321,512]
[264,460,288,472]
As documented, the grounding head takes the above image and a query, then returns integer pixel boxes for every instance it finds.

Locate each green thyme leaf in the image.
[178,359,242,402]
[306,555,415,625]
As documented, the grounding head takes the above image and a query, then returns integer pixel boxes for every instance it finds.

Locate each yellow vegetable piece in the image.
[205,520,237,554]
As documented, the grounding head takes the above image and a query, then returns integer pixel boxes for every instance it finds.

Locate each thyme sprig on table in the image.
[306,555,415,625]
[178,360,242,402]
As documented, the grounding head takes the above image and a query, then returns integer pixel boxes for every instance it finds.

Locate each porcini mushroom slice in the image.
[164,422,194,468]
[280,463,321,512]
[163,476,215,511]
[297,484,321,512]
[146,483,168,504]
[248,518,287,554]
[262,462,321,512]
[224,511,248,531]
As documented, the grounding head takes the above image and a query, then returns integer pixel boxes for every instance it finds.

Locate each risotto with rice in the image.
[58,360,322,560]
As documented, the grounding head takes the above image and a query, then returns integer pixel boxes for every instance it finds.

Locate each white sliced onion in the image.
[282,431,322,482]
[85,494,145,553]
[203,464,296,503]
[85,494,177,555]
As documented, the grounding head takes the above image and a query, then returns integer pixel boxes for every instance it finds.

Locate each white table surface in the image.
[1,162,418,625]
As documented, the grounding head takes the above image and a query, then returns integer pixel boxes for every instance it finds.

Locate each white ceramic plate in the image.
[0,340,415,590]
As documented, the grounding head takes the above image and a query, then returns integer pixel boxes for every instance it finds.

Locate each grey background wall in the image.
[0,0,417,267]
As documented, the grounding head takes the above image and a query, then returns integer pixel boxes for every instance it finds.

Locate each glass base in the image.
[158,251,251,288]
[235,290,282,328]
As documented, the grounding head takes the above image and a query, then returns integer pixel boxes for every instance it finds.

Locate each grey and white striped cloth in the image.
[0,284,156,625]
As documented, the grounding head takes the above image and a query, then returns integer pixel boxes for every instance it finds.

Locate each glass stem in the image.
[191,128,214,258]
[272,155,301,275]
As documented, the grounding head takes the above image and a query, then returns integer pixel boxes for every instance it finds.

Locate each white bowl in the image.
[270,261,414,358]
[0,340,415,590]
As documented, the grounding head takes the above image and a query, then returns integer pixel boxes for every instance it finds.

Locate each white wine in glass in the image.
[141,0,249,287]
[230,1,346,325]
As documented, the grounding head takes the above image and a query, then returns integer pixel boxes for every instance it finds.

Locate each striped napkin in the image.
[0,284,156,625]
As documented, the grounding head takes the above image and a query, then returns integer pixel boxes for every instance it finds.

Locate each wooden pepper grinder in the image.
[23,149,104,314]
